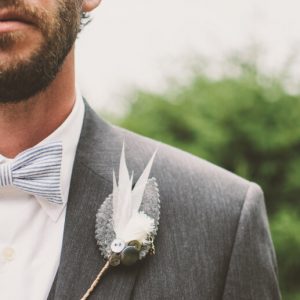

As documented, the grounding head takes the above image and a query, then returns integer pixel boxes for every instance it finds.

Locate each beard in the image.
[0,0,82,103]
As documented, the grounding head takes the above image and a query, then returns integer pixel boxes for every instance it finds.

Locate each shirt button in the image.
[2,247,15,262]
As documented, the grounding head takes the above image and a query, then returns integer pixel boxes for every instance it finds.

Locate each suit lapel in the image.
[48,104,141,299]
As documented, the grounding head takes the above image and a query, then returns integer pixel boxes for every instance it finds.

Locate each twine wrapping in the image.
[80,261,111,300]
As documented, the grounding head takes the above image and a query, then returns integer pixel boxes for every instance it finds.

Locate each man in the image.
[0,0,280,299]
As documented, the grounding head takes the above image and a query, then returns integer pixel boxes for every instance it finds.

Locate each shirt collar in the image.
[29,88,85,222]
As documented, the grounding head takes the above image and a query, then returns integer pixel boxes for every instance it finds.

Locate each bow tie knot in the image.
[0,162,13,187]
[0,142,63,204]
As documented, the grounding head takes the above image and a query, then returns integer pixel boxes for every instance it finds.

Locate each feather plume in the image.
[112,144,157,242]
[131,150,157,214]
[118,212,155,243]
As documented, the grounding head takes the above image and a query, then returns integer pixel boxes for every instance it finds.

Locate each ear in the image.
[82,0,102,12]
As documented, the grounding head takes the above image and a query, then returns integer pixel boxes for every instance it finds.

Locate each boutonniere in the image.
[81,145,160,300]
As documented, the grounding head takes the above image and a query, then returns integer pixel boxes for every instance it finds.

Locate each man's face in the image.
[0,0,82,103]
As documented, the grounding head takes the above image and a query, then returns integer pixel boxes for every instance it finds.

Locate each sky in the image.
[75,0,300,114]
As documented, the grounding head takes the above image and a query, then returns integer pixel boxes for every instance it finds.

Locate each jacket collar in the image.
[48,102,141,299]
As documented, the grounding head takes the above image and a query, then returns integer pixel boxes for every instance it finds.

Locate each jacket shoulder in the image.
[115,124,251,207]
[114,126,269,298]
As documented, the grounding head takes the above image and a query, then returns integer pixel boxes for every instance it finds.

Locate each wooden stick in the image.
[80,261,111,300]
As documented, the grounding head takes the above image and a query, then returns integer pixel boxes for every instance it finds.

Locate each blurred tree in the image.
[113,58,300,298]
[118,61,300,213]
[271,209,300,299]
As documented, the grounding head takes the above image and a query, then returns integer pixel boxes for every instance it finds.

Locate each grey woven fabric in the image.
[48,101,281,300]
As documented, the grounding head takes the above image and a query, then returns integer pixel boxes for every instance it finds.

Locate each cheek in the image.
[28,0,62,21]
[29,0,57,9]
[16,26,44,50]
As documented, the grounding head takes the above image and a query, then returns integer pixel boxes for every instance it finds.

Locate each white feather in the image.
[117,173,133,235]
[118,212,155,243]
[112,170,118,222]
[112,144,157,242]
[113,144,131,236]
[131,151,157,214]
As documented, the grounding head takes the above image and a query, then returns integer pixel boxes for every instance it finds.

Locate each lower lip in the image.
[0,20,31,33]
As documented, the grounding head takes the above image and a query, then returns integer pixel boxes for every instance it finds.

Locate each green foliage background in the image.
[112,58,300,299]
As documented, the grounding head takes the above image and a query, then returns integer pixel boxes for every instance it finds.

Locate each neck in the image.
[0,49,76,158]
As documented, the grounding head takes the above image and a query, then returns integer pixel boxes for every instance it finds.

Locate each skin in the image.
[0,0,101,158]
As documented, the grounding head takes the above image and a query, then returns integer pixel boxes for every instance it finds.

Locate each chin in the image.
[0,28,42,56]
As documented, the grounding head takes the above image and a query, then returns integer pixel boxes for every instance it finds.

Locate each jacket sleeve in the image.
[222,183,281,300]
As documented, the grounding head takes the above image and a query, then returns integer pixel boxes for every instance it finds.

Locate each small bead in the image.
[109,253,121,266]
[121,246,140,266]
[128,240,142,251]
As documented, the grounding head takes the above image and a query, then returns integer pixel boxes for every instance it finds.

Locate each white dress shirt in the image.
[0,90,85,300]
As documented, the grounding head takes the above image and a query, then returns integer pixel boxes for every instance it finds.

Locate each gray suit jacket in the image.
[48,102,281,299]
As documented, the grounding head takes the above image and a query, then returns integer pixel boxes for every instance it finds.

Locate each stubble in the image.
[0,0,82,103]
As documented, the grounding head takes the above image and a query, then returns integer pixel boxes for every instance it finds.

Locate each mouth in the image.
[0,9,35,32]
[0,9,34,23]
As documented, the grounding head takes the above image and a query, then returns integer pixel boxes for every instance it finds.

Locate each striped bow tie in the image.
[0,141,63,204]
